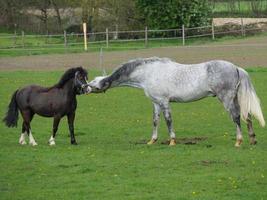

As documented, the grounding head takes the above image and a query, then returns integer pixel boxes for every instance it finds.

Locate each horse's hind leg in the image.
[49,116,61,146]
[147,103,161,145]
[247,114,257,145]
[220,95,243,147]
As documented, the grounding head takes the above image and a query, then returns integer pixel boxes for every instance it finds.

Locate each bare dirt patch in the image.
[133,136,208,145]
[199,160,229,166]
[0,36,267,71]
[161,137,208,145]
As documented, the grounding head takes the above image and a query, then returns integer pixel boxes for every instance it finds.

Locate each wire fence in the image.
[0,21,267,52]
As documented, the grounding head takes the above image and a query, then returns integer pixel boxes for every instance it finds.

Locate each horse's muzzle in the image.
[82,84,92,94]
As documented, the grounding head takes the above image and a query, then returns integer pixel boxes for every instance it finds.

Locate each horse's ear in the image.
[102,68,107,76]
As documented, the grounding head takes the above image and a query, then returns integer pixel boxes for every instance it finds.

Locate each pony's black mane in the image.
[53,67,87,88]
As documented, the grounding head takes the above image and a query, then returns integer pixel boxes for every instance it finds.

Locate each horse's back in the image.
[135,60,212,102]
[135,59,240,102]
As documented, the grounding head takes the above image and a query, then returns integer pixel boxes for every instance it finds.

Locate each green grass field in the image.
[0,69,267,199]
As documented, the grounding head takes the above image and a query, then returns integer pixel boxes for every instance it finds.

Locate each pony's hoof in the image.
[19,141,27,145]
[169,139,176,146]
[49,140,55,146]
[147,139,157,145]
[235,139,242,147]
[30,142,38,146]
[49,142,55,146]
[71,141,78,145]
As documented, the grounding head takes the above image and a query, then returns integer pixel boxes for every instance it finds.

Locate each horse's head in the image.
[88,76,110,93]
[74,69,92,95]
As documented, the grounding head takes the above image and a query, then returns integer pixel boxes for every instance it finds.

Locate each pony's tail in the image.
[3,90,19,127]
[237,68,265,127]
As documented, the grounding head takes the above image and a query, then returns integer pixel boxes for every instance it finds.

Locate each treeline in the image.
[210,0,267,17]
[0,0,211,34]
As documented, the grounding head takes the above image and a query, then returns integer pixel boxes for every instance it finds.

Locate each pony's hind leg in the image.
[49,116,61,146]
[147,103,161,145]
[21,110,37,146]
[247,114,257,145]
[19,123,27,145]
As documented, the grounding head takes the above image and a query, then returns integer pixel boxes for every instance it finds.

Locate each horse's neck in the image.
[107,73,143,89]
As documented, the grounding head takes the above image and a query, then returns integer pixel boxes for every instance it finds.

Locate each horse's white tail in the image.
[237,68,265,127]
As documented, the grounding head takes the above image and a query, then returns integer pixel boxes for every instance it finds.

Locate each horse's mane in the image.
[53,66,88,88]
[107,57,171,82]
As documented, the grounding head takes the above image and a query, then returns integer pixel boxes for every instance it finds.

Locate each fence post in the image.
[64,30,67,47]
[106,28,109,48]
[13,24,17,47]
[115,24,118,40]
[83,23,88,51]
[99,48,106,75]
[211,21,215,40]
[21,31,25,48]
[241,18,245,37]
[145,26,148,48]
[182,25,185,46]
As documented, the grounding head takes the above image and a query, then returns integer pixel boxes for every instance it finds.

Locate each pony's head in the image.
[88,76,110,93]
[73,67,91,95]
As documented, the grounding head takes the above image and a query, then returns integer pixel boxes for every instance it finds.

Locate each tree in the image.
[136,0,211,29]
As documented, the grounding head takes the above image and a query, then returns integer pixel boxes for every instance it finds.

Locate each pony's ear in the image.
[75,71,80,77]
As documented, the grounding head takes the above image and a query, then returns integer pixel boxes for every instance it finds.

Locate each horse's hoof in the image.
[169,138,176,146]
[71,141,78,145]
[250,140,257,145]
[147,139,157,145]
[235,139,242,147]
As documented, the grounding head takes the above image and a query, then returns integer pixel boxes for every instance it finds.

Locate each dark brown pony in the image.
[3,67,91,146]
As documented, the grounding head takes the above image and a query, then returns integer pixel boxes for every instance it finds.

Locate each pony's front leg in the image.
[68,112,77,145]
[147,103,161,145]
[49,116,61,146]
[162,104,176,146]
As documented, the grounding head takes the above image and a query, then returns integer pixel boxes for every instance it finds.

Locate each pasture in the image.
[0,67,266,199]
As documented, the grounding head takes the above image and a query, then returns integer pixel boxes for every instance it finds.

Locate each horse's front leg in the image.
[147,103,161,145]
[162,103,176,146]
[67,112,77,145]
[49,116,61,146]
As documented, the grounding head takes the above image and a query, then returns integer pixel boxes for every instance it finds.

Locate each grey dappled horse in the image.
[89,57,265,147]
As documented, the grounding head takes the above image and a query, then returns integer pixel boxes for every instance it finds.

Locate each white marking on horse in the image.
[49,136,56,146]
[19,132,27,145]
[29,130,38,146]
